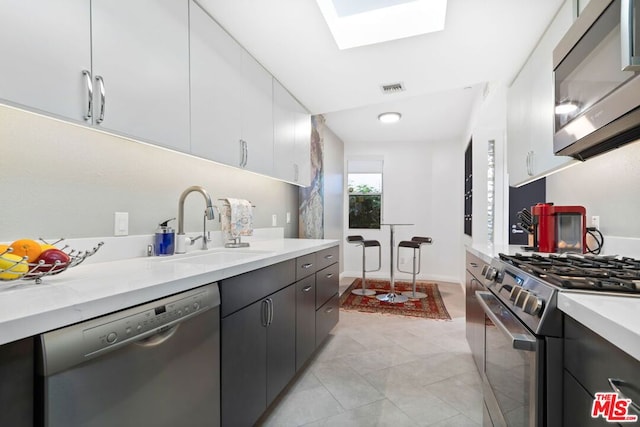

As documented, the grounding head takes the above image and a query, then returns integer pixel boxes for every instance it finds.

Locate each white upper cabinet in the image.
[190,2,243,167]
[293,103,312,187]
[507,0,577,186]
[0,0,91,122]
[91,0,191,152]
[273,80,298,182]
[273,79,312,186]
[240,52,274,176]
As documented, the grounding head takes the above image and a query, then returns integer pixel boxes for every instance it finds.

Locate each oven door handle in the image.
[476,291,537,352]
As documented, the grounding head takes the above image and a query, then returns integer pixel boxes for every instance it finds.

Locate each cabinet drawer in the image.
[316,293,339,347]
[315,263,339,310]
[564,316,640,398]
[316,246,338,271]
[220,259,295,317]
[296,253,317,280]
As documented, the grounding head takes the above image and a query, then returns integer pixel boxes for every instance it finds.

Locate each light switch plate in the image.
[114,212,129,236]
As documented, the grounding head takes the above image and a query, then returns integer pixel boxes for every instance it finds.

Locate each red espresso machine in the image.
[531,203,587,253]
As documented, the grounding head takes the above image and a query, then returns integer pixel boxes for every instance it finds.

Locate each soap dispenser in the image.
[154,218,176,256]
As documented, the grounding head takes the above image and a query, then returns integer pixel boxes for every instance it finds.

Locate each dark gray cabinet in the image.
[465,250,487,373]
[220,245,340,426]
[0,338,33,427]
[563,316,640,426]
[295,275,316,371]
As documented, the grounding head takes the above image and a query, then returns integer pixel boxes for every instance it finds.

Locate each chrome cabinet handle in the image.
[261,299,269,327]
[526,151,534,176]
[302,263,313,269]
[82,70,93,121]
[294,163,299,181]
[239,140,246,167]
[267,298,273,326]
[324,254,334,260]
[302,285,312,292]
[243,140,249,167]
[470,262,478,267]
[622,0,640,70]
[95,75,106,124]
[608,378,640,414]
[326,273,334,278]
[325,306,334,313]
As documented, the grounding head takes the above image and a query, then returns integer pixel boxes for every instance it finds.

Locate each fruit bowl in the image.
[0,239,104,284]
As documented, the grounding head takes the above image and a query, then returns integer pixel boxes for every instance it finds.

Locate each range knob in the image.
[485,267,498,281]
[523,294,544,316]
[509,285,522,302]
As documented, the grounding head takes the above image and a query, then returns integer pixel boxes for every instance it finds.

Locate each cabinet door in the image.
[190,2,243,167]
[507,61,534,186]
[91,0,190,152]
[0,0,91,122]
[273,79,298,182]
[0,338,33,427]
[294,101,312,187]
[240,52,274,176]
[266,284,296,405]
[221,300,267,427]
[295,276,316,371]
[316,294,339,347]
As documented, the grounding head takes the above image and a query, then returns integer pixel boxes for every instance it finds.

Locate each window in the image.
[347,160,383,229]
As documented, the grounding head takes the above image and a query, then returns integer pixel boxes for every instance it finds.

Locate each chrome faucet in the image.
[176,186,215,253]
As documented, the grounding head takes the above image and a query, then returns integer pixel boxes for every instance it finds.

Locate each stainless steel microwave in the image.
[553,0,640,160]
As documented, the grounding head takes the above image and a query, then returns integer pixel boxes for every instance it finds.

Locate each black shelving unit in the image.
[464,140,472,236]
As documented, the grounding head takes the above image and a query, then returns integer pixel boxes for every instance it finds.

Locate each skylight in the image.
[316,0,447,50]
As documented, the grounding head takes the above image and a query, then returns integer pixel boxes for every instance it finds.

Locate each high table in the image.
[377,223,413,303]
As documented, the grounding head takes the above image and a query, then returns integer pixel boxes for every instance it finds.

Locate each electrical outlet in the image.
[114,212,129,236]
[272,214,277,227]
[591,215,600,230]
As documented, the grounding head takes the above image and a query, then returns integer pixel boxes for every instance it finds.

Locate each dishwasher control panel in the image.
[39,283,220,376]
[83,286,214,356]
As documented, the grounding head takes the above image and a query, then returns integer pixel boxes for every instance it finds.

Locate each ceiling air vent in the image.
[380,82,405,94]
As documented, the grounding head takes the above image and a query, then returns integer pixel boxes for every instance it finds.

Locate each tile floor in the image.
[259,280,483,426]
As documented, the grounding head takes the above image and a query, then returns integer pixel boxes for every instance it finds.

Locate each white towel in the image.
[222,198,253,240]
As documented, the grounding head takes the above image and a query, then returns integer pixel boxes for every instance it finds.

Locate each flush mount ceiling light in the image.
[555,101,580,115]
[378,112,402,123]
[315,0,448,50]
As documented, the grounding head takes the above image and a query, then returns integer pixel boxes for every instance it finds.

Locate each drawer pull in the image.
[302,285,312,292]
[608,378,640,414]
[326,273,334,278]
[470,262,478,267]
[302,263,313,269]
[324,254,334,260]
[325,306,334,313]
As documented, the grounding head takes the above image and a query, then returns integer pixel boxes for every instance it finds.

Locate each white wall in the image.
[320,123,345,268]
[546,140,640,256]
[343,138,462,283]
[0,104,300,241]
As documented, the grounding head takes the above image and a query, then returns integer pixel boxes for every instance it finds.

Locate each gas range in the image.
[483,253,640,338]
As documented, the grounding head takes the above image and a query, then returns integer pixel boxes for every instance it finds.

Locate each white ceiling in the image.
[196,0,566,145]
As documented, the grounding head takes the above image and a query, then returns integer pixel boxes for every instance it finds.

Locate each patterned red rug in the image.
[340,278,451,320]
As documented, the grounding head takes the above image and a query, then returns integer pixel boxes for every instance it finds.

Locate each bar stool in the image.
[397,236,433,299]
[346,235,381,296]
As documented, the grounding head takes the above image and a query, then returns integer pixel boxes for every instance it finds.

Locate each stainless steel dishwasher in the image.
[36,283,220,427]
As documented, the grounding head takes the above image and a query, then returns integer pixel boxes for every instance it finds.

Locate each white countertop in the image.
[0,238,338,346]
[558,292,640,362]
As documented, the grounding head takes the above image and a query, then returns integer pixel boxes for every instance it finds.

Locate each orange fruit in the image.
[0,253,28,280]
[9,239,42,263]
